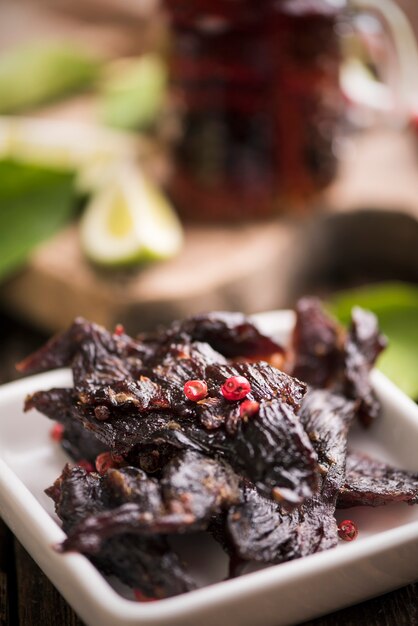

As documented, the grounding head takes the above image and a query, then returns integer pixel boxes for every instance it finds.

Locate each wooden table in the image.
[0,310,417,626]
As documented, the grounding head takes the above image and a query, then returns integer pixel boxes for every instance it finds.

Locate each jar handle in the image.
[351,0,418,117]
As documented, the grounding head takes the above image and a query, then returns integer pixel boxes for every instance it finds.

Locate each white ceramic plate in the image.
[0,311,418,626]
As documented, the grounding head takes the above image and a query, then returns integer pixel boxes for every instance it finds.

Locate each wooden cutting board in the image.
[0,220,298,333]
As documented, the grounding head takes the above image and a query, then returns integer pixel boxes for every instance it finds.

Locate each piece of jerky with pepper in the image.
[18,318,175,418]
[153,360,316,506]
[150,360,316,506]
[46,464,195,598]
[21,326,228,421]
[227,390,355,563]
[27,352,316,507]
[338,451,418,508]
[17,317,152,376]
[60,451,241,553]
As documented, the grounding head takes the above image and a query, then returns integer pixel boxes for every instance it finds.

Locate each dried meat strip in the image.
[343,308,386,426]
[226,398,317,505]
[17,318,151,376]
[289,298,386,426]
[60,420,107,464]
[160,450,241,519]
[46,464,195,598]
[24,387,106,463]
[59,451,240,553]
[26,357,316,507]
[151,360,316,504]
[164,312,285,361]
[290,297,344,388]
[338,451,418,508]
[227,390,355,564]
[93,534,192,599]
[46,464,105,532]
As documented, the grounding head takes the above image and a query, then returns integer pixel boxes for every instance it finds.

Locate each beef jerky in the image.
[46,465,105,533]
[161,450,241,519]
[46,464,194,598]
[74,340,226,418]
[105,466,163,510]
[343,308,387,426]
[204,362,306,412]
[61,420,107,464]
[27,388,105,463]
[92,534,193,599]
[226,482,297,563]
[106,451,240,522]
[123,444,176,474]
[61,451,240,553]
[290,299,386,426]
[19,319,172,415]
[157,362,314,506]
[25,387,74,424]
[61,503,197,554]
[21,317,298,434]
[27,359,315,507]
[163,312,285,361]
[25,387,106,463]
[27,390,203,454]
[338,451,418,508]
[290,297,344,388]
[149,359,306,434]
[226,398,317,505]
[143,342,227,415]
[17,317,151,377]
[227,390,355,563]
[58,401,315,507]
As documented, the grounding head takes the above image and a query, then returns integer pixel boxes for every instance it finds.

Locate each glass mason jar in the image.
[165,0,418,221]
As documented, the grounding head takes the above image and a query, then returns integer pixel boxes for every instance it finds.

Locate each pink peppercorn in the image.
[184,379,208,402]
[338,519,359,542]
[95,452,124,475]
[239,399,260,420]
[221,376,251,401]
[77,459,95,473]
[114,323,125,336]
[50,423,64,442]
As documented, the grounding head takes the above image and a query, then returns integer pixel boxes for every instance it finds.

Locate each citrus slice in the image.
[80,163,183,267]
[100,54,168,131]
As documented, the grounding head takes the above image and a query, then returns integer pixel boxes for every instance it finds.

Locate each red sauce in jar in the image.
[166,0,346,221]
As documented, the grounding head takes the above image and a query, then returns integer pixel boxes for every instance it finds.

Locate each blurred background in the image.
[0,0,417,401]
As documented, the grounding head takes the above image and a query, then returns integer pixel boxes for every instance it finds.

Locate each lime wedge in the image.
[100,54,168,131]
[80,163,183,267]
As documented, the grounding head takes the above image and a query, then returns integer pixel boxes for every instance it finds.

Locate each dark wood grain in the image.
[302,584,418,626]
[0,520,16,626]
[14,541,85,626]
[0,308,417,626]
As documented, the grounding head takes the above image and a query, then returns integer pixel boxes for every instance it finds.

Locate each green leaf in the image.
[0,160,75,280]
[0,41,100,114]
[329,283,418,399]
